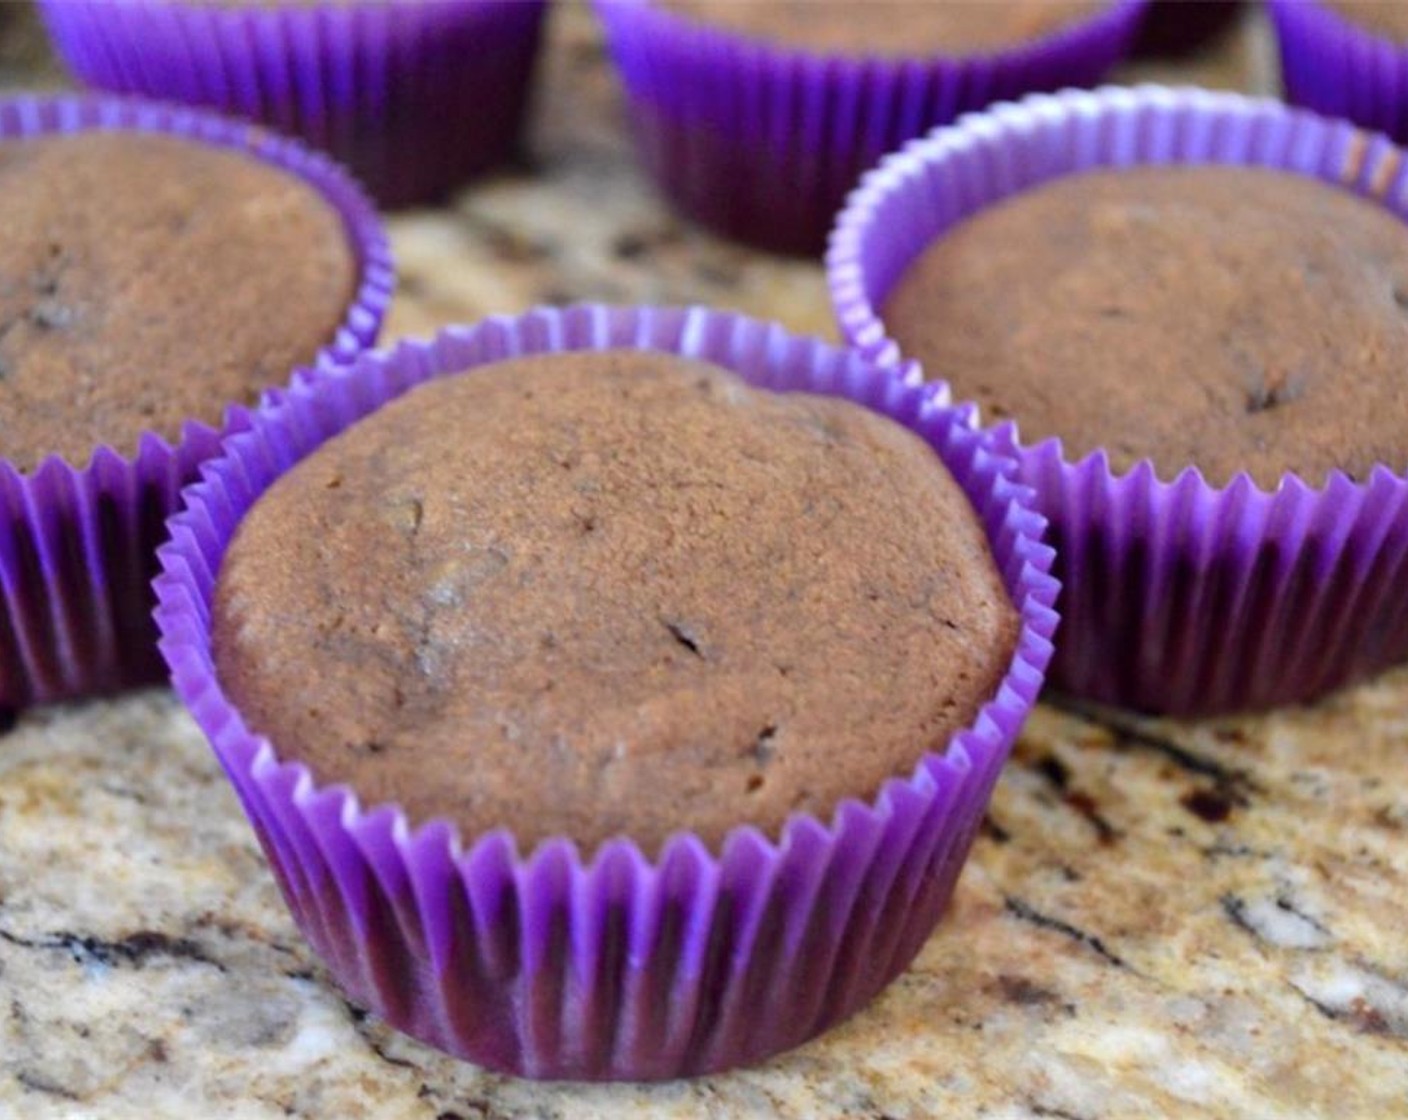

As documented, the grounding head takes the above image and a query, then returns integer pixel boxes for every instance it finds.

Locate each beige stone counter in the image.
[1,4,1405,1117]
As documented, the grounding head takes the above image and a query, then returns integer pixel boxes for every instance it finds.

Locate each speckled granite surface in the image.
[1,4,1406,1118]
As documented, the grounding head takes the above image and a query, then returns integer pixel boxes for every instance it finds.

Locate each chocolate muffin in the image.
[213,350,1019,854]
[42,0,547,209]
[0,130,356,471]
[883,164,1408,488]
[1322,1,1408,40]
[657,0,1108,55]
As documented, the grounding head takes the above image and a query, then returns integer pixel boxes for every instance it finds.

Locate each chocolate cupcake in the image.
[156,305,1058,1079]
[0,94,390,712]
[829,85,1408,715]
[658,0,1107,55]
[1320,1,1408,39]
[594,0,1146,254]
[881,164,1408,490]
[213,349,1020,854]
[1,131,355,470]
[39,0,549,208]
[1271,0,1408,147]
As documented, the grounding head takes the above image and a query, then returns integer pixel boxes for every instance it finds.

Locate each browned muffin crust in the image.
[657,0,1106,55]
[214,351,1019,854]
[883,165,1408,488]
[1325,1,1408,40]
[0,131,356,471]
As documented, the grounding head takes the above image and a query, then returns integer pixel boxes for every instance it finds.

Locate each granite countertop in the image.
[2,5,1406,1118]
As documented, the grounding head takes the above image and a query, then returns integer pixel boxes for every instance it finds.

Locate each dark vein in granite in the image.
[996,974,1077,1017]
[95,779,151,805]
[1203,839,1272,860]
[16,1069,80,1100]
[1221,894,1331,945]
[1032,1103,1094,1120]
[345,1001,420,1072]
[417,1082,501,1120]
[1293,987,1398,1037]
[1025,751,1121,844]
[1003,897,1127,969]
[0,927,225,971]
[1220,896,1260,941]
[1045,697,1262,801]
[421,1089,510,1120]
[1033,753,1072,790]
[1291,961,1408,1039]
[1274,895,1331,937]
[192,913,306,963]
[1181,787,1235,823]
[16,1070,80,1104]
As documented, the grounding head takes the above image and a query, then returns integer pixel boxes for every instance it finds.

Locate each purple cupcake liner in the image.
[0,93,392,711]
[154,304,1059,1079]
[592,0,1146,256]
[39,0,549,209]
[828,84,1408,716]
[1270,0,1408,147]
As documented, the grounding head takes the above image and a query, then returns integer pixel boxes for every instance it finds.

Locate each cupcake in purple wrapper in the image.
[1271,1,1408,147]
[592,0,1147,255]
[0,93,391,713]
[829,85,1408,716]
[154,304,1058,1079]
[38,0,549,209]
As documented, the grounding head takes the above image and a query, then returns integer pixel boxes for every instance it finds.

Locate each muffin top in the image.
[657,0,1106,56]
[1325,1,1408,41]
[883,164,1408,488]
[214,350,1019,854]
[0,131,356,472]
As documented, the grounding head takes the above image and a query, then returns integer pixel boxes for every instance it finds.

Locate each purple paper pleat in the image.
[155,305,1059,1079]
[1270,0,1408,147]
[0,93,392,711]
[828,84,1408,715]
[592,0,1146,255]
[39,0,549,209]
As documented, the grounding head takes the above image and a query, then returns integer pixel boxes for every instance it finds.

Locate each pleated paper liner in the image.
[592,0,1146,256]
[155,304,1058,1079]
[828,85,1408,715]
[1270,0,1408,148]
[39,0,549,209]
[0,93,392,711]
